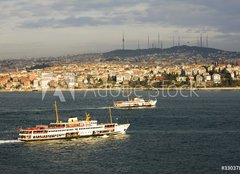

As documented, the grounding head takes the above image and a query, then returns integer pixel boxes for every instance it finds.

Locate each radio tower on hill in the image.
[200,33,203,47]
[148,34,150,49]
[122,33,125,50]
[172,35,175,47]
[178,36,180,46]
[206,34,209,48]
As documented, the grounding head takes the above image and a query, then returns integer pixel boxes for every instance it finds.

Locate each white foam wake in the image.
[102,135,109,138]
[0,140,22,144]
[78,106,114,110]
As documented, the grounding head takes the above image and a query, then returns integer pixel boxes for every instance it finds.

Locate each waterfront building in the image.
[212,74,221,83]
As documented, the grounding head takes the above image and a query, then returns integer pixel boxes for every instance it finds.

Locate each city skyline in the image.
[0,0,240,59]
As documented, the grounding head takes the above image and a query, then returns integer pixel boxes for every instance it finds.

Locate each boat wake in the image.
[0,107,114,114]
[102,135,109,138]
[80,106,113,110]
[0,140,22,144]
[61,106,114,111]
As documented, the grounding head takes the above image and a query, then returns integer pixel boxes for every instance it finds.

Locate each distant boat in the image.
[113,97,157,108]
[18,102,130,142]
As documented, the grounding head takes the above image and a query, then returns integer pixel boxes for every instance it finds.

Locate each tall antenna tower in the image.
[148,34,150,49]
[206,34,208,48]
[158,32,160,48]
[172,35,175,47]
[200,33,203,47]
[122,32,125,50]
[178,36,180,46]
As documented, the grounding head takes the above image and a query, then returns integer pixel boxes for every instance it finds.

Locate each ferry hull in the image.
[18,124,130,142]
[18,104,130,142]
[114,100,157,108]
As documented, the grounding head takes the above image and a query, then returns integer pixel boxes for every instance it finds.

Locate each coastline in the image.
[1,87,240,92]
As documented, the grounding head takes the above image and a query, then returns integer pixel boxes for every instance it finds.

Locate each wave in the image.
[73,106,114,110]
[0,140,22,144]
[0,107,115,115]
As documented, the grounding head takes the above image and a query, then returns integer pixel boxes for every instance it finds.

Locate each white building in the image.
[116,75,124,83]
[176,76,187,82]
[212,74,221,83]
[41,72,53,89]
[33,79,39,89]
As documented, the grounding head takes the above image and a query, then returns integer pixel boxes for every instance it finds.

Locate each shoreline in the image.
[1,87,240,93]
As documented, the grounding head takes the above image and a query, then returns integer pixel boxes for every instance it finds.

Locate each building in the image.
[20,77,31,87]
[176,76,187,82]
[212,74,221,83]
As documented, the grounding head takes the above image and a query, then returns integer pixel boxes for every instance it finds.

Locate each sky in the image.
[0,0,240,59]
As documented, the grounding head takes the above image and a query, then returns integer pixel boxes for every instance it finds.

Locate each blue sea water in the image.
[0,90,240,174]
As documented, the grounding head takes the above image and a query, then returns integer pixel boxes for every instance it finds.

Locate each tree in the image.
[219,68,233,86]
[162,73,177,81]
[98,78,103,85]
[180,69,185,76]
[202,65,208,73]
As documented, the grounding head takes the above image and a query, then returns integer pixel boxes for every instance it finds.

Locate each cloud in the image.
[0,0,240,58]
[20,16,125,28]
[134,0,240,33]
[1,0,240,34]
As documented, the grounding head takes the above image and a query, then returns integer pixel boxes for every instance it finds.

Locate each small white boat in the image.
[114,97,157,108]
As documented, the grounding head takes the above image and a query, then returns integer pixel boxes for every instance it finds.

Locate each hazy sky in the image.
[0,0,240,59]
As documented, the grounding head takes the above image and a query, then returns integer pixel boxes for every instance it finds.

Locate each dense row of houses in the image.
[0,63,240,90]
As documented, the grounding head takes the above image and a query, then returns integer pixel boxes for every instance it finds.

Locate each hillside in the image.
[103,45,240,59]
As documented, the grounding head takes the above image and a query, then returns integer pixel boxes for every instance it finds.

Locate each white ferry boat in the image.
[18,102,130,142]
[113,97,157,108]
